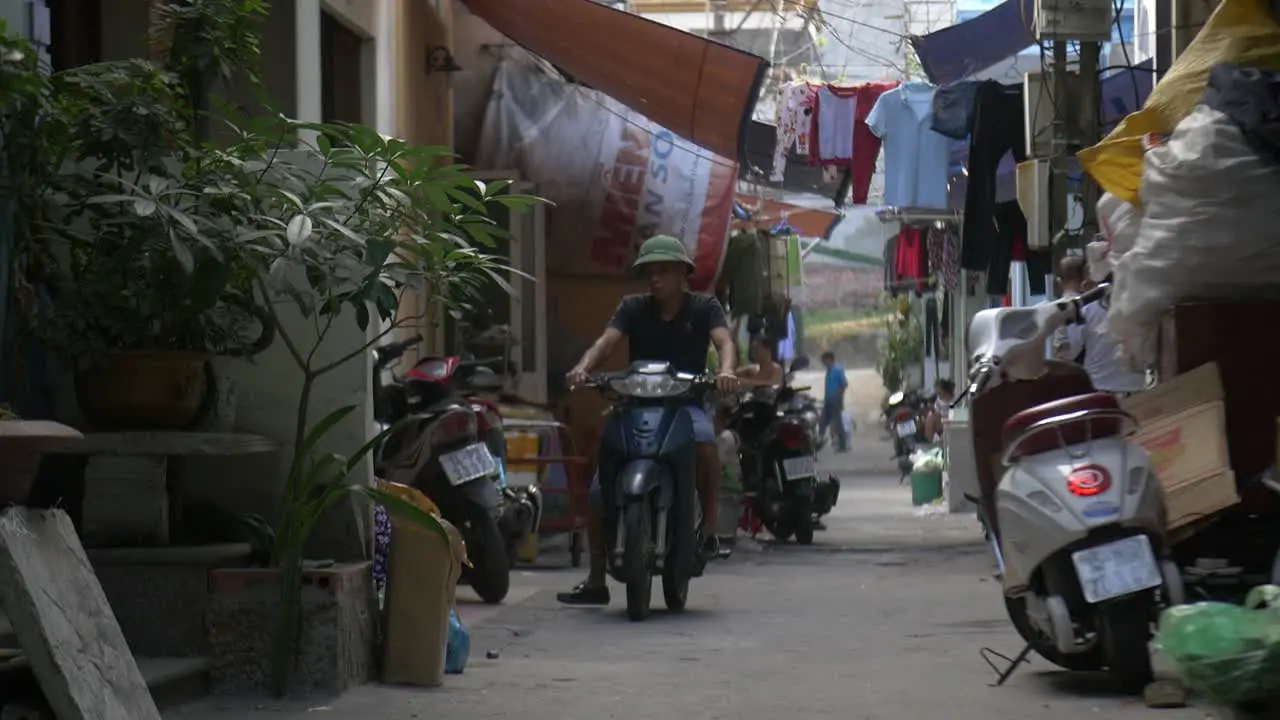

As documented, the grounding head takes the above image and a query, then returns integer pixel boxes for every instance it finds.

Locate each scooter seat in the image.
[1001,392,1124,460]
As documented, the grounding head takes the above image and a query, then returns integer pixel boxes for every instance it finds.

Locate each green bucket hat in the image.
[632,234,695,273]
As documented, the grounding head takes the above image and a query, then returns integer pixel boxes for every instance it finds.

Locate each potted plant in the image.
[139,118,541,695]
[875,297,924,394]
[24,1,273,430]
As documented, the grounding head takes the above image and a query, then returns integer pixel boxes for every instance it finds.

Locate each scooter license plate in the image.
[896,420,917,437]
[440,443,498,486]
[782,455,817,481]
[1070,534,1163,604]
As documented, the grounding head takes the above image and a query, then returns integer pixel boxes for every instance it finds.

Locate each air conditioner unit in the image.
[1034,0,1114,41]
[1016,159,1053,250]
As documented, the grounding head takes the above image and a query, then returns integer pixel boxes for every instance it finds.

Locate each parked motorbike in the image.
[584,361,715,621]
[961,283,1183,691]
[461,378,543,569]
[731,358,832,544]
[884,389,930,480]
[371,335,519,604]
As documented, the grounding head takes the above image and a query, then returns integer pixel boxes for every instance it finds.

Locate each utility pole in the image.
[1040,1,1108,254]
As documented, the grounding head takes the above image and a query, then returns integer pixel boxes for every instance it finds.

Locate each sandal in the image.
[556,582,610,606]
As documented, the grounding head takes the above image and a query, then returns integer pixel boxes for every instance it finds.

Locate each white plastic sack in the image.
[1108,105,1280,366]
[1097,192,1142,258]
[1085,239,1114,283]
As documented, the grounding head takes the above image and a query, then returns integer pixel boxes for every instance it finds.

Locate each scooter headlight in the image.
[610,373,691,398]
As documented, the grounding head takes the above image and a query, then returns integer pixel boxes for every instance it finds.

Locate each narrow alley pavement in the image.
[170,430,1210,720]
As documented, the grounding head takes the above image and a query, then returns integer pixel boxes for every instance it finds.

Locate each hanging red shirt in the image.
[851,82,899,204]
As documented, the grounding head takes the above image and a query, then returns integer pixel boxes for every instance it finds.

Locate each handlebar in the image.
[1076,282,1110,309]
[583,371,718,388]
[373,334,424,368]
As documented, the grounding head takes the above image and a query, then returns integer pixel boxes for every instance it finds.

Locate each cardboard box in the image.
[1122,362,1238,530]
[1165,470,1239,530]
[1122,361,1223,423]
[1131,401,1231,489]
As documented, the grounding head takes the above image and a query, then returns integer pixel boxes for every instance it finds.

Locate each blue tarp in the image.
[911,0,1037,86]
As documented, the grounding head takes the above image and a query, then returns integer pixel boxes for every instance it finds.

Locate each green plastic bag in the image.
[1156,585,1280,705]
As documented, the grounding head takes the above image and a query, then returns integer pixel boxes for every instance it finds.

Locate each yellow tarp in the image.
[1078,0,1280,204]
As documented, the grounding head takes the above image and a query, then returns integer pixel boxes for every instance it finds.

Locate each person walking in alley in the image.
[557,235,738,607]
[819,351,850,453]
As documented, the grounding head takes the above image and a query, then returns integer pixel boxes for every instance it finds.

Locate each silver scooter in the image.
[960,284,1183,691]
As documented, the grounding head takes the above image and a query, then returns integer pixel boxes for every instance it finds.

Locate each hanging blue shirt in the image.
[866,82,953,210]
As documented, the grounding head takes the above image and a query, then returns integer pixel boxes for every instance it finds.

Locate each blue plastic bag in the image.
[445,607,470,674]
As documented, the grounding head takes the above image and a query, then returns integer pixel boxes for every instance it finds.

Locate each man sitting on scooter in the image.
[558,235,739,606]
[736,334,784,389]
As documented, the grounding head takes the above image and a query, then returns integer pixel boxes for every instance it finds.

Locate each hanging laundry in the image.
[770,81,817,183]
[930,80,984,140]
[883,232,900,294]
[894,226,926,293]
[815,85,858,163]
[959,82,1032,294]
[720,231,765,317]
[866,82,951,209]
[850,82,898,204]
[926,225,960,291]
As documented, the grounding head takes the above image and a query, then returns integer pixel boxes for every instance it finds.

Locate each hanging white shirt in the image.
[816,86,856,162]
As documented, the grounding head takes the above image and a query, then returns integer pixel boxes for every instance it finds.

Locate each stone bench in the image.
[49,432,278,547]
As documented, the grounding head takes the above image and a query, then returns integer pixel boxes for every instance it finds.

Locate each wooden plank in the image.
[49,432,278,457]
[0,508,161,720]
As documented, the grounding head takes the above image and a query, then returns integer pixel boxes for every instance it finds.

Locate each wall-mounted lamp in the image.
[426,46,463,75]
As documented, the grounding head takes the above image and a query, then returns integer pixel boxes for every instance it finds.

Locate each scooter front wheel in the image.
[622,502,654,622]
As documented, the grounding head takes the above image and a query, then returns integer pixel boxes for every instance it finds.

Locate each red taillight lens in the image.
[1066,465,1113,497]
[779,423,807,450]
[430,410,476,447]
[894,410,914,422]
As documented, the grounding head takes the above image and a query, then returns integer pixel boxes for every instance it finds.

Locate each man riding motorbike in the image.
[557,235,739,607]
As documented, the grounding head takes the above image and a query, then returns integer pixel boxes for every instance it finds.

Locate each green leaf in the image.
[354,300,370,331]
[293,406,358,483]
[348,485,449,544]
[170,231,195,273]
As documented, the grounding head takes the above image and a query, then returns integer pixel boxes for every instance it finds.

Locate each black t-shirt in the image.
[608,293,728,374]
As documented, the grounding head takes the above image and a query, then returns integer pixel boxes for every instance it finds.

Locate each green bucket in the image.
[911,470,944,506]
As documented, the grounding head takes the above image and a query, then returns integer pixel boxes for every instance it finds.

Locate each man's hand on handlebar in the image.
[715,372,739,394]
[566,366,590,390]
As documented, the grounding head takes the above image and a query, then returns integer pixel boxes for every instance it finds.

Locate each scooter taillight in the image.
[893,409,914,422]
[1066,465,1113,497]
[778,423,807,450]
[430,410,476,447]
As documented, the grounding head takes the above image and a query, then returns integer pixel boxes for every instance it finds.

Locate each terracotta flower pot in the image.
[0,421,83,505]
[76,350,212,431]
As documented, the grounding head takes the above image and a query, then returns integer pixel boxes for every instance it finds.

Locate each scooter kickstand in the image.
[978,644,1032,687]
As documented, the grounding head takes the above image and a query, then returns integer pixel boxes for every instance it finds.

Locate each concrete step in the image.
[138,656,210,711]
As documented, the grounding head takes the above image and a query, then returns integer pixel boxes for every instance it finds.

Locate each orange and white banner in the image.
[477,56,736,291]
